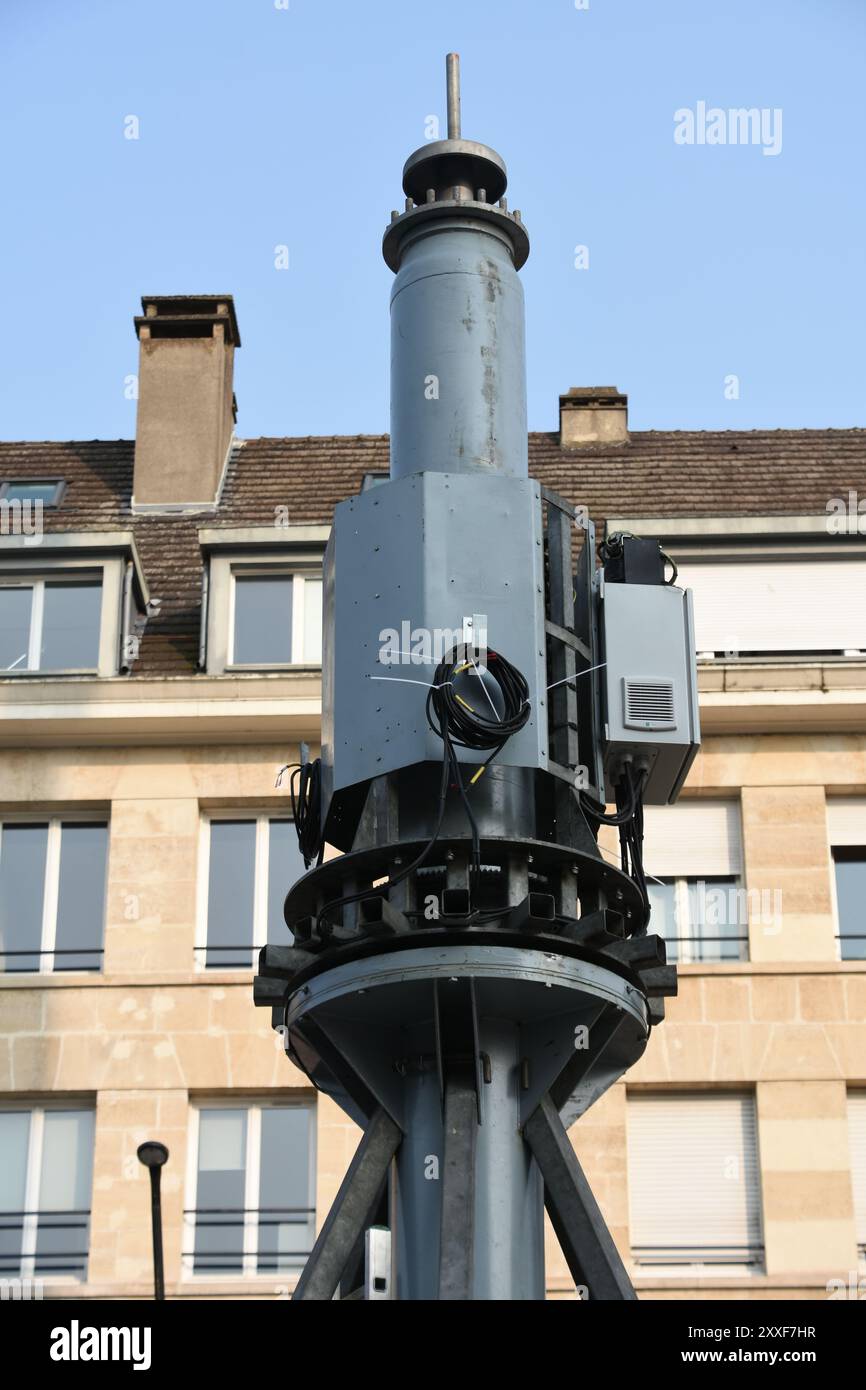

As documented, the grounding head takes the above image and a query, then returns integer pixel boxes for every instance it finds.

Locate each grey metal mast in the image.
[254,53,694,1301]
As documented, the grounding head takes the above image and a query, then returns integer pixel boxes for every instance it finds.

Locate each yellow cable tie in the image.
[454,662,472,675]
[469,766,485,785]
[455,694,475,712]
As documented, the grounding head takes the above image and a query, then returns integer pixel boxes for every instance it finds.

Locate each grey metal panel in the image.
[389,226,528,480]
[326,470,548,792]
[600,580,701,804]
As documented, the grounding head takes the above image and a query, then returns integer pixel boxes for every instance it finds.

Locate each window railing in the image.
[0,947,103,973]
[183,1206,316,1275]
[0,1209,91,1279]
[193,944,258,969]
[632,1243,765,1269]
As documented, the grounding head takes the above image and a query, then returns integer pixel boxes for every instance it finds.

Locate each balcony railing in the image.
[193,944,258,969]
[0,1209,90,1279]
[0,947,103,973]
[183,1206,316,1275]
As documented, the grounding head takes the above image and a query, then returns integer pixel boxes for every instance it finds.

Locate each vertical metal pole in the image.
[147,1166,165,1301]
[446,53,461,139]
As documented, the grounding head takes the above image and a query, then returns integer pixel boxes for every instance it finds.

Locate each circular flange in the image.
[402,139,508,203]
[285,943,649,1130]
[383,202,530,272]
[287,942,647,1029]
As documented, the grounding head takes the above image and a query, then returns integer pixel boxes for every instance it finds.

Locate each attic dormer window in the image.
[0,480,65,508]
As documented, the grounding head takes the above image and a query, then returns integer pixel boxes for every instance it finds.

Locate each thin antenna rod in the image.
[446,52,461,139]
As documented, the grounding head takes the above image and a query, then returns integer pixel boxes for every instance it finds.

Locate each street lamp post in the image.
[137,1140,169,1301]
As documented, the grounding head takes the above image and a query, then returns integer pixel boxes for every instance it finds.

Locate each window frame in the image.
[0,571,105,676]
[648,873,749,963]
[0,479,66,508]
[199,533,327,677]
[0,813,110,975]
[627,1089,765,1277]
[0,1099,95,1284]
[182,1097,317,1282]
[195,810,299,972]
[830,846,866,962]
[0,552,142,680]
[226,564,321,670]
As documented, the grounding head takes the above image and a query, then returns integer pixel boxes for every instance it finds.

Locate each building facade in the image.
[0,297,864,1300]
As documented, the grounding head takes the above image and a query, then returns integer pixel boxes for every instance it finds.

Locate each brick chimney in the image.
[559,386,628,448]
[132,295,240,508]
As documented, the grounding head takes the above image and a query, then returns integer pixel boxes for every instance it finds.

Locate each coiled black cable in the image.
[426,644,530,767]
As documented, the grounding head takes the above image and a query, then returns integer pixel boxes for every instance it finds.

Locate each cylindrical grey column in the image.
[394,1017,545,1300]
[389,221,528,481]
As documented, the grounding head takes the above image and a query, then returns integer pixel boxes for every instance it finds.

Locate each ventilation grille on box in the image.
[623,678,676,731]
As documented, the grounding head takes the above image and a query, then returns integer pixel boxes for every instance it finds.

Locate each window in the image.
[0,1106,95,1281]
[647,877,745,963]
[184,1102,315,1276]
[627,1092,764,1274]
[642,801,747,962]
[675,558,866,658]
[833,852,866,961]
[0,480,65,507]
[229,570,322,667]
[849,1093,866,1269]
[197,814,307,969]
[828,798,866,962]
[198,529,329,675]
[0,819,108,973]
[0,576,102,673]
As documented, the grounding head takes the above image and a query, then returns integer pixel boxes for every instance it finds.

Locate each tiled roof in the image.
[1,430,864,676]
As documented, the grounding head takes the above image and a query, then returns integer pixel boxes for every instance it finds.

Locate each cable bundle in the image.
[582,762,650,929]
[315,644,530,933]
[426,644,531,886]
[289,758,324,869]
[617,764,649,929]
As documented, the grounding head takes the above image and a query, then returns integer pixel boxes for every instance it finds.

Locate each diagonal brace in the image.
[293,1106,402,1301]
[438,1071,478,1300]
[523,1094,636,1301]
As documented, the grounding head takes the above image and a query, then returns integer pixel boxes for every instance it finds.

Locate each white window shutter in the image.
[627,1093,763,1267]
[849,1093,866,1250]
[641,800,742,879]
[678,560,866,654]
[828,798,866,848]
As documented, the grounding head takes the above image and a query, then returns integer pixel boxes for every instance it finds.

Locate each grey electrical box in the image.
[600,579,700,804]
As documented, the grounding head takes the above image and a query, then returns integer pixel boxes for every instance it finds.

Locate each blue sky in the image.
[0,0,864,440]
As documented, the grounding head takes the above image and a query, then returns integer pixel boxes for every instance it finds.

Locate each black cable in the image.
[426,644,530,769]
[315,644,531,934]
[288,758,324,869]
[427,644,530,893]
[315,748,451,934]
